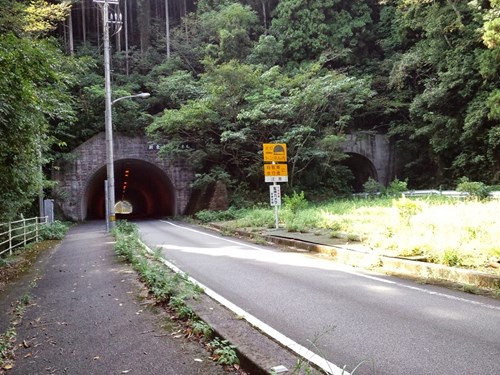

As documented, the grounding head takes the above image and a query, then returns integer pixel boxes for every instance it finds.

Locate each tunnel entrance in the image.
[83,159,175,220]
[342,153,378,193]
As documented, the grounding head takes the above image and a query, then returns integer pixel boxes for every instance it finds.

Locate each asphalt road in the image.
[137,220,500,375]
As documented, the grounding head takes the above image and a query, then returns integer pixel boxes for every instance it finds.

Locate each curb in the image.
[209,224,500,291]
[189,292,303,375]
[139,239,313,375]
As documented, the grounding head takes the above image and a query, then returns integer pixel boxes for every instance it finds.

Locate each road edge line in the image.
[139,236,350,375]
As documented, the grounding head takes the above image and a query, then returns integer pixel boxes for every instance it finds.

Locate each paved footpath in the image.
[2,222,228,375]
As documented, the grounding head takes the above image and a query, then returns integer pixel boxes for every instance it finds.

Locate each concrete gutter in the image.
[209,224,500,291]
[267,235,500,290]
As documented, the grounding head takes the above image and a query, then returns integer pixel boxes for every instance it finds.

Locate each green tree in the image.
[270,0,377,65]
[0,0,82,220]
[199,2,260,62]
[386,0,500,186]
[478,0,500,49]
[148,59,372,194]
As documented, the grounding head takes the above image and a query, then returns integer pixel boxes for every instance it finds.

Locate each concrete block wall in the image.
[343,132,394,186]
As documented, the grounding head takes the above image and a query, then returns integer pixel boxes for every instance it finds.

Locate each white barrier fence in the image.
[0,216,48,256]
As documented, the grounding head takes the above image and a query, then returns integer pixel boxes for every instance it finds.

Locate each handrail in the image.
[0,216,48,256]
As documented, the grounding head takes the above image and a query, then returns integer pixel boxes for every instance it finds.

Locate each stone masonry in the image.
[53,131,393,220]
[53,133,194,221]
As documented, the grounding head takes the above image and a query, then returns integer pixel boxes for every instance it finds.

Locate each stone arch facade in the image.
[53,133,194,221]
[342,132,394,187]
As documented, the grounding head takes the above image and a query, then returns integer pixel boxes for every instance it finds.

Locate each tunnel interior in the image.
[84,159,175,220]
[342,153,378,193]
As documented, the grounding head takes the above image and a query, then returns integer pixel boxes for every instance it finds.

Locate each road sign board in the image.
[264,163,288,177]
[265,176,288,183]
[269,185,281,206]
[263,143,287,162]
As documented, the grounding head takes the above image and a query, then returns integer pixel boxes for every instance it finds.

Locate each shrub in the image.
[282,191,308,213]
[442,248,462,267]
[195,208,237,223]
[393,196,422,225]
[488,184,500,192]
[283,208,319,232]
[456,177,488,199]
[115,220,137,235]
[363,177,381,197]
[385,178,408,197]
[38,221,69,240]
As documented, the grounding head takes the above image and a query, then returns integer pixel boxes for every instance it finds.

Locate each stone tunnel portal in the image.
[343,153,378,193]
[84,159,175,220]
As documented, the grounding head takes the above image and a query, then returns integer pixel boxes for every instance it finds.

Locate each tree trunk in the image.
[183,0,188,39]
[262,0,267,32]
[81,0,86,44]
[68,10,74,55]
[165,0,170,58]
[124,0,129,76]
[138,0,151,55]
[96,4,100,54]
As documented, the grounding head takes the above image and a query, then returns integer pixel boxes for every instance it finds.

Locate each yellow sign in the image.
[264,163,288,177]
[263,143,287,162]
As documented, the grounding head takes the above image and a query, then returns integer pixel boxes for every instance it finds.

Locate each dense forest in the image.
[0,0,499,221]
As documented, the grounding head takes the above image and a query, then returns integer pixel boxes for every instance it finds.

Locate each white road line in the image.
[161,220,267,251]
[140,228,350,375]
[160,220,500,312]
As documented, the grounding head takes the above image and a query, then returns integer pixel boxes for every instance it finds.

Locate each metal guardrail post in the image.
[23,218,27,248]
[8,222,12,255]
[0,216,51,256]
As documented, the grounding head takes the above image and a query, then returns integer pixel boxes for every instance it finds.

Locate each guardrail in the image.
[354,190,500,199]
[0,216,48,256]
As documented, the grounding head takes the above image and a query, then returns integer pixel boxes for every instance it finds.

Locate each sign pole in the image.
[273,161,279,229]
[263,143,287,231]
[105,179,109,232]
[274,180,279,229]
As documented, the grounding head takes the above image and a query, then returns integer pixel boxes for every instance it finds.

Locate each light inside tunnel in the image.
[84,159,175,220]
[115,200,132,214]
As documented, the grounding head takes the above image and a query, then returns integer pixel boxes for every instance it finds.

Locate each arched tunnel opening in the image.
[83,159,175,220]
[342,153,378,193]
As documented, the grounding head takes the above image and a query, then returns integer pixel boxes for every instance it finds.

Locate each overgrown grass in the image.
[38,220,70,240]
[112,220,241,368]
[113,221,201,303]
[201,197,500,271]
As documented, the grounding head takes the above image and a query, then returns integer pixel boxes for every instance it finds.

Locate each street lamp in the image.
[112,92,150,105]
[104,93,150,232]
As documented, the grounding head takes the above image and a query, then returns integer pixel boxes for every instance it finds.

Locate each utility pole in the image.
[104,0,116,230]
[95,1,146,231]
[165,0,170,58]
[95,0,119,230]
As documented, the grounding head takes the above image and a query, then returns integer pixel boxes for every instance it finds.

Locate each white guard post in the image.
[269,182,281,229]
